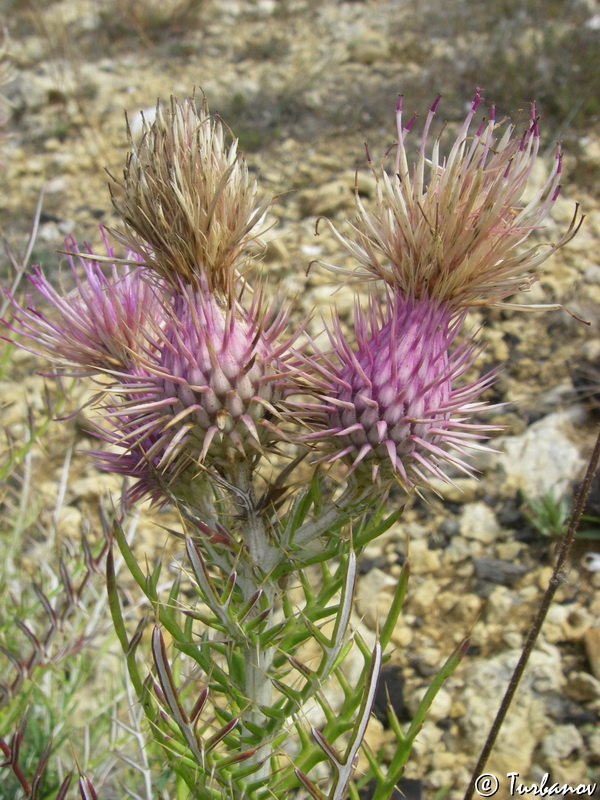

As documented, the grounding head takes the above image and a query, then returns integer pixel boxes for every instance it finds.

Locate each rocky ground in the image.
[1,0,600,798]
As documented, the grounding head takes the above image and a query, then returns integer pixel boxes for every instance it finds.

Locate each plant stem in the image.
[226,459,279,787]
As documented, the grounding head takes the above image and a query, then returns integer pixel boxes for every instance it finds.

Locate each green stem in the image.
[225,459,279,789]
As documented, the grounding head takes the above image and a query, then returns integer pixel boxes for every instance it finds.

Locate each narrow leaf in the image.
[273,679,303,704]
[294,768,328,800]
[58,558,75,611]
[151,627,205,765]
[32,583,57,627]
[237,588,263,623]
[216,748,258,768]
[190,686,209,723]
[152,626,189,724]
[243,607,271,633]
[220,570,237,608]
[127,615,147,658]
[205,716,239,751]
[55,774,73,800]
[379,560,410,652]
[78,775,99,800]
[405,637,469,742]
[312,727,341,767]
[146,558,162,602]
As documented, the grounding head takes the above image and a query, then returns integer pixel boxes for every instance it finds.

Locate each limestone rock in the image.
[498,411,585,497]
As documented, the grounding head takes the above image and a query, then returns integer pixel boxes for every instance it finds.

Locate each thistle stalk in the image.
[224,459,278,780]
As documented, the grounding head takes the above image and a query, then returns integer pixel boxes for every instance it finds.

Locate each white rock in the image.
[347,31,389,65]
[444,536,473,564]
[408,686,452,722]
[410,719,443,758]
[565,671,600,702]
[502,631,524,649]
[356,568,396,630]
[485,586,520,625]
[460,646,564,776]
[588,729,600,757]
[495,541,525,561]
[459,502,500,544]
[409,577,441,616]
[426,477,479,502]
[541,724,583,761]
[298,180,355,217]
[498,411,585,497]
[408,539,441,575]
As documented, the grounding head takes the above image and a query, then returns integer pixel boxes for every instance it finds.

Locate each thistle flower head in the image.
[322,90,583,310]
[303,292,497,490]
[3,242,299,504]
[86,280,297,503]
[3,233,158,375]
[109,94,271,297]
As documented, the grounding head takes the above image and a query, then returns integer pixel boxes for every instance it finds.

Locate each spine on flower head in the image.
[83,277,300,504]
[320,90,583,311]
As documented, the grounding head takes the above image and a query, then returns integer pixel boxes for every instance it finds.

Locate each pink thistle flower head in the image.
[3,242,299,504]
[108,94,271,298]
[303,292,497,491]
[322,90,583,310]
[89,277,298,503]
[3,233,159,375]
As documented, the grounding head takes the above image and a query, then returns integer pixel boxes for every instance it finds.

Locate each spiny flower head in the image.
[108,94,271,298]
[3,232,159,375]
[86,279,298,503]
[302,292,497,490]
[3,242,299,503]
[321,90,582,310]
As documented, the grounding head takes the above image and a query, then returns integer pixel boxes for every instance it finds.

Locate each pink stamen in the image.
[471,88,484,114]
[430,94,442,114]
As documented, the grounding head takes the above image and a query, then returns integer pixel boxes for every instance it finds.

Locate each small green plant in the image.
[523,489,572,538]
[576,512,600,541]
[523,488,600,541]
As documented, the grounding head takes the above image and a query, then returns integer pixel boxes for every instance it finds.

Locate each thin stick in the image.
[463,424,600,800]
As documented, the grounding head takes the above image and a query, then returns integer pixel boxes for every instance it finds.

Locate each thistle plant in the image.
[1,90,581,799]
